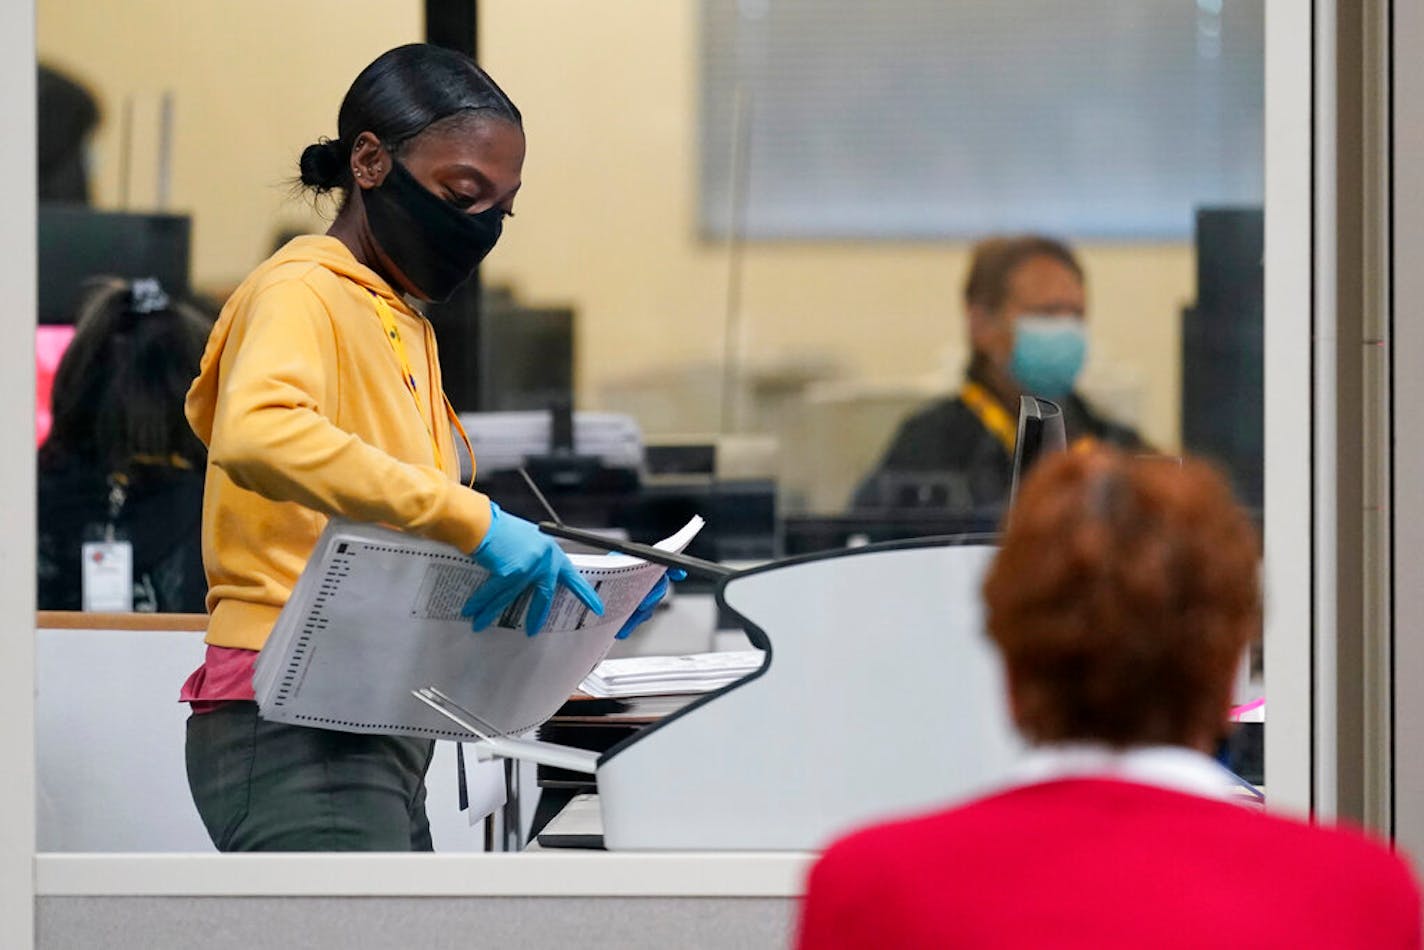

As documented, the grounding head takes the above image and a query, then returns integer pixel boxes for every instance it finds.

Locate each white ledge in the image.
[36,852,815,898]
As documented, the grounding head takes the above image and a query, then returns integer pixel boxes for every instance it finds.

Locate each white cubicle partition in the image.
[1390,0,1424,859]
[36,625,210,852]
[0,6,34,946]
[32,617,805,947]
[35,618,503,854]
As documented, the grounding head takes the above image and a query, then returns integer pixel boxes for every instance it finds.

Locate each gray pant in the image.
[185,702,435,852]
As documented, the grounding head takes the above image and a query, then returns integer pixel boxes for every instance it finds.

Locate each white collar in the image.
[1007,743,1245,802]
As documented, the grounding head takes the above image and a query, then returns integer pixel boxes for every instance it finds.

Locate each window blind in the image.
[699,0,1264,240]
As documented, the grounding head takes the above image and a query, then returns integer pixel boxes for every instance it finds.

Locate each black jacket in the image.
[37,456,207,613]
[852,389,1145,516]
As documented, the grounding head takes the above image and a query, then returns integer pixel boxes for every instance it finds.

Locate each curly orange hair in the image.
[982,448,1261,748]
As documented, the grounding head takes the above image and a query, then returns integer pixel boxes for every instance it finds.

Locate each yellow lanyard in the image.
[961,381,1018,455]
[371,293,475,487]
[961,381,1098,458]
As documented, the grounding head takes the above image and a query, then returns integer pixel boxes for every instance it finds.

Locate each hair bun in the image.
[298,138,347,192]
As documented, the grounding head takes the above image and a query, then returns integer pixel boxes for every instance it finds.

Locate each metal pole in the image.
[423,0,485,411]
[501,757,523,851]
[155,90,173,210]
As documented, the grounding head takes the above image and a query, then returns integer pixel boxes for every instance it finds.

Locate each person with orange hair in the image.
[798,448,1420,948]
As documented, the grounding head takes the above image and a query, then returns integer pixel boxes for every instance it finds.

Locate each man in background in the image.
[853,234,1145,514]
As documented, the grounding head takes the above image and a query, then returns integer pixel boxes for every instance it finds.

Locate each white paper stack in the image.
[459,411,644,474]
[578,650,765,699]
[253,516,703,741]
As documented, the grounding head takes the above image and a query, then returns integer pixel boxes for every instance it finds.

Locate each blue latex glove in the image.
[616,568,687,639]
[462,503,604,636]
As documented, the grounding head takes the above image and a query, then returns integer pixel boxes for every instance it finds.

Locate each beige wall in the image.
[479,1,1191,450]
[37,0,422,288]
[39,0,1193,450]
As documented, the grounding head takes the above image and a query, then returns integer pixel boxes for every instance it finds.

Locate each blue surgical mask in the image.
[1009,315,1086,398]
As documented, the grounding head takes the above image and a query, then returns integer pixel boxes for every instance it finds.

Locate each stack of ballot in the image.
[459,411,644,474]
[253,516,702,741]
[578,650,765,698]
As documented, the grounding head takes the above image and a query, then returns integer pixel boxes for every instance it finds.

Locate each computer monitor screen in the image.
[477,305,574,413]
[36,324,76,446]
[1182,206,1263,508]
[38,207,190,325]
[1009,395,1067,503]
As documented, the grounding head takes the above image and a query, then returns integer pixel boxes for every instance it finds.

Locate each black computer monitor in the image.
[1009,396,1067,503]
[1181,206,1264,508]
[476,304,574,412]
[38,207,191,324]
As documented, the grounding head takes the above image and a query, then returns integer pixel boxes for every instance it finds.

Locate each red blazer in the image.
[797,779,1421,949]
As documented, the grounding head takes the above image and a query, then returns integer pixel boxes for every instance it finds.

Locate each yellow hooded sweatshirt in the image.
[185,235,493,651]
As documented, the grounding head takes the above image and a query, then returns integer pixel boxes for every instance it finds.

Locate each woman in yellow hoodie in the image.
[181,44,610,851]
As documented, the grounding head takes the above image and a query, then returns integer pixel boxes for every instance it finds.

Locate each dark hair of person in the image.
[982,448,1261,748]
[40,277,213,476]
[963,234,1084,312]
[297,43,522,198]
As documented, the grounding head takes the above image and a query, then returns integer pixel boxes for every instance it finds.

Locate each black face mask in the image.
[363,159,504,302]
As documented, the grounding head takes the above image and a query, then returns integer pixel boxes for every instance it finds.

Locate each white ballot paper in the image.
[579,651,766,698]
[253,516,704,741]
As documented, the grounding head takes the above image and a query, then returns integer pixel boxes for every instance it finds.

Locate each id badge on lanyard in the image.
[81,539,133,612]
[82,474,134,612]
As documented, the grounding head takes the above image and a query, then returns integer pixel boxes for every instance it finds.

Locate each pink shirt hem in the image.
[179,644,258,714]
